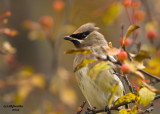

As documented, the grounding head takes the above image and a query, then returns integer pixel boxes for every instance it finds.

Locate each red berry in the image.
[121,64,130,74]
[118,51,128,61]
[147,29,157,40]
[132,1,140,8]
[120,38,131,47]
[5,11,11,16]
[39,16,53,28]
[123,0,132,7]
[135,10,145,21]
[53,0,65,11]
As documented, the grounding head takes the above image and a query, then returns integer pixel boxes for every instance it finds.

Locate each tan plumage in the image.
[64,23,124,112]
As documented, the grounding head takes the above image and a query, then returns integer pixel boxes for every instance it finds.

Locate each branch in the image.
[123,75,134,93]
[138,69,160,82]
[154,95,160,101]
[81,94,160,114]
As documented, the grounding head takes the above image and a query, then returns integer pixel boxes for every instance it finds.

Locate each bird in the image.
[64,23,124,113]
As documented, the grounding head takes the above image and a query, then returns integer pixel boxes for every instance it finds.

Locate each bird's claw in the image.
[105,105,112,114]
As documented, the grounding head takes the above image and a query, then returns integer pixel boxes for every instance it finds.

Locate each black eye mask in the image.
[70,31,91,40]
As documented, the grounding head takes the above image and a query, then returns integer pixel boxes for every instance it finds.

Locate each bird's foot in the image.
[105,105,112,114]
[85,107,96,114]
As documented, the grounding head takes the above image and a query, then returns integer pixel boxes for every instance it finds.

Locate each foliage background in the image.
[0,0,160,114]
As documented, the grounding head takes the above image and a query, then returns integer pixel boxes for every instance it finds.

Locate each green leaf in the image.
[64,49,92,54]
[102,3,122,25]
[74,59,96,72]
[124,25,140,40]
[87,61,111,80]
[108,82,119,108]
[138,87,155,106]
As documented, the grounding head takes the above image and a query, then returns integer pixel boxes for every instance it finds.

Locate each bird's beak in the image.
[64,36,72,40]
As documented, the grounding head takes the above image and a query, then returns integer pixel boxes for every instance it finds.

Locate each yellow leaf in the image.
[145,21,157,31]
[31,74,45,88]
[131,71,145,80]
[87,61,111,80]
[108,82,119,108]
[74,59,96,72]
[119,105,138,114]
[124,25,140,41]
[19,66,33,77]
[102,3,122,25]
[60,87,77,107]
[134,50,150,62]
[64,49,92,54]
[132,61,145,70]
[114,93,137,107]
[14,84,32,104]
[138,87,155,106]
[142,81,160,94]
[119,108,131,114]
[145,57,160,76]
[124,60,137,72]
[106,47,120,56]
[128,71,145,88]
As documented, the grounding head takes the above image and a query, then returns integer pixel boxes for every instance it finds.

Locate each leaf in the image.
[64,49,92,54]
[74,59,96,72]
[114,93,137,107]
[138,87,155,106]
[2,41,16,54]
[108,82,119,108]
[119,105,138,114]
[145,21,157,31]
[134,50,150,62]
[31,74,45,88]
[20,66,33,77]
[102,3,122,25]
[60,87,77,107]
[132,61,145,70]
[124,25,140,41]
[106,47,121,56]
[14,84,32,104]
[144,57,160,76]
[142,81,160,94]
[124,60,137,72]
[87,61,111,80]
[131,71,145,80]
[128,71,145,87]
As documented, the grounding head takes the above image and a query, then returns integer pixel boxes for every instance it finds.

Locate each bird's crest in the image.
[73,23,99,34]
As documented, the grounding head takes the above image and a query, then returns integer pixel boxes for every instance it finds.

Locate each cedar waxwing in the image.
[64,23,124,113]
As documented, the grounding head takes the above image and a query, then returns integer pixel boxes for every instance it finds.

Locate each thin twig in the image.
[154,95,160,101]
[138,69,160,82]
[125,7,132,24]
[144,103,154,114]
[124,74,134,93]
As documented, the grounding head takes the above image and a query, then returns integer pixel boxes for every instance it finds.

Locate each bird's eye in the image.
[82,34,87,37]
[70,31,91,40]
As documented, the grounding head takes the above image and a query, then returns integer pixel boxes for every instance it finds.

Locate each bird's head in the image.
[64,23,108,48]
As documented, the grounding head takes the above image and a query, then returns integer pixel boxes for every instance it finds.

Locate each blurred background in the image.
[0,0,160,114]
